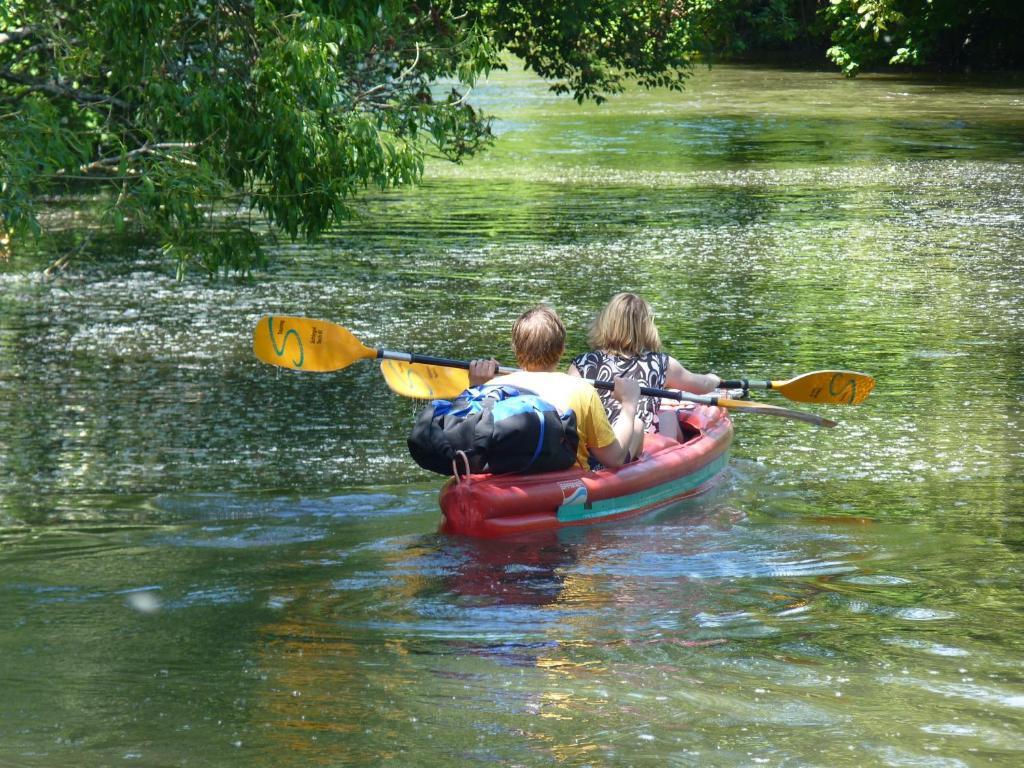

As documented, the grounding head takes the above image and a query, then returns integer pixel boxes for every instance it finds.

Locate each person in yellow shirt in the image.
[470,305,641,469]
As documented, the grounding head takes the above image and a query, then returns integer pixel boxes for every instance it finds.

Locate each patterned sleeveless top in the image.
[570,350,670,432]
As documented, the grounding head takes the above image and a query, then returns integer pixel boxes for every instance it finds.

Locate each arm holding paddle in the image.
[469,358,500,387]
[664,357,720,395]
[589,376,642,467]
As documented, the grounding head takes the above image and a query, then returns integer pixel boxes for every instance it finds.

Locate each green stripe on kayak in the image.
[556,452,729,524]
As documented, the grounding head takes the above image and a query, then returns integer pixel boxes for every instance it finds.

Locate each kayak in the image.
[439,404,733,538]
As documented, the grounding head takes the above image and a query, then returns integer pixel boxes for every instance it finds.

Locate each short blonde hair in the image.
[587,292,661,357]
[511,305,565,370]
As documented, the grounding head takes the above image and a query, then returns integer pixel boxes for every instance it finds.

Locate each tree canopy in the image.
[1,1,708,274]
[820,0,1024,76]
[1,1,1021,274]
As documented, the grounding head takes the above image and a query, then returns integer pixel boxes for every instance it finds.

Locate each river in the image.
[1,64,1023,766]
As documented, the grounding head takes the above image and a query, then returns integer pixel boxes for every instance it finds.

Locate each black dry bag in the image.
[407,384,579,476]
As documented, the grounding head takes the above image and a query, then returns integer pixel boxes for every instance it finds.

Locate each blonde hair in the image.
[511,305,565,370]
[587,292,661,357]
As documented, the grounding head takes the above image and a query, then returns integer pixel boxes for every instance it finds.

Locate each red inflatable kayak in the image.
[439,404,733,538]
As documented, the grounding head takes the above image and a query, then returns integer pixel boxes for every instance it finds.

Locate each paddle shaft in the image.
[720,378,769,390]
[385,354,867,408]
[380,349,734,407]
[255,315,869,406]
[253,317,837,427]
[377,350,518,376]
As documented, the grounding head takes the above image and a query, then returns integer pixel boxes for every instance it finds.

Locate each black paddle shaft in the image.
[720,378,770,390]
[376,350,718,405]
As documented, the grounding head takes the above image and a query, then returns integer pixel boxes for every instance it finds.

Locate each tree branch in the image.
[0,27,36,46]
[77,142,197,174]
[43,231,93,278]
[0,69,130,110]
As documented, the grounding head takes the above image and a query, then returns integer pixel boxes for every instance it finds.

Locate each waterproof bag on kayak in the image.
[408,384,579,476]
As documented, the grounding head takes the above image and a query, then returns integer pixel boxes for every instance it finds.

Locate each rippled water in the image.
[2,65,1023,766]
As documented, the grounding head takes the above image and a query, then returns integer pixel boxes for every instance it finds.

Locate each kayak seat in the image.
[678,419,702,444]
[673,409,703,444]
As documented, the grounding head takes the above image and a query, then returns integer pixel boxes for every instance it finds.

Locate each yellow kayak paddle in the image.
[253,315,840,428]
[720,371,874,406]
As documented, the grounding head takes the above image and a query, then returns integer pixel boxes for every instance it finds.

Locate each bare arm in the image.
[567,363,582,378]
[587,377,640,468]
[664,356,720,395]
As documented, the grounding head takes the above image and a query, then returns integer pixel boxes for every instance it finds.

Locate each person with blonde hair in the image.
[568,293,720,439]
[469,305,641,469]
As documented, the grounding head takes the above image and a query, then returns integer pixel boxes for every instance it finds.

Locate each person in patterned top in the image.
[568,293,721,441]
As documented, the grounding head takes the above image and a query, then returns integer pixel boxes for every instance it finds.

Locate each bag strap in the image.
[452,450,471,482]
[524,402,545,471]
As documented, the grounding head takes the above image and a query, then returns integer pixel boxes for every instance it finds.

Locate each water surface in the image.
[2,64,1023,766]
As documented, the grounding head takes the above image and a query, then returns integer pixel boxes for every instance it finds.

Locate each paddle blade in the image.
[381,359,469,400]
[772,371,875,405]
[253,315,376,372]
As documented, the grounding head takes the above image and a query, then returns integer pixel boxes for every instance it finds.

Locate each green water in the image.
[1,65,1023,766]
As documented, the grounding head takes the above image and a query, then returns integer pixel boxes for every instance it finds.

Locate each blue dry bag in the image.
[407,385,579,476]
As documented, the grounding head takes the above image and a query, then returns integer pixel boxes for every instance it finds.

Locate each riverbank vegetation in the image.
[2,1,1021,275]
[697,1,1023,76]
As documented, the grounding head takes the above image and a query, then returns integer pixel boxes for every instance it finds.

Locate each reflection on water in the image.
[3,492,1022,765]
[2,64,1024,765]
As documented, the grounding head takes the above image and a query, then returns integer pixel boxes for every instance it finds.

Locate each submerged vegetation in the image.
[1,1,1021,275]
